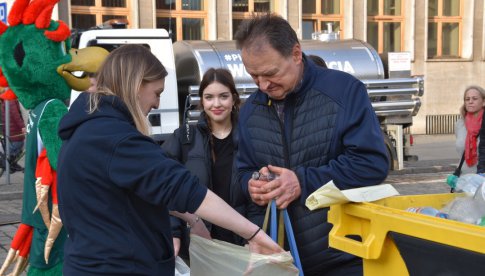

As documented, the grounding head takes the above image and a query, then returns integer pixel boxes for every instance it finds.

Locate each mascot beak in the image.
[57,46,109,91]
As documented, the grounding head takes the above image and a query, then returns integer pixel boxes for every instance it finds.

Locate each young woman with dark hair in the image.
[162,68,264,259]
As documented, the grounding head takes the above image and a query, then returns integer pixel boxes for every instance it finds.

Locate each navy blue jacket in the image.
[58,93,207,275]
[236,56,389,275]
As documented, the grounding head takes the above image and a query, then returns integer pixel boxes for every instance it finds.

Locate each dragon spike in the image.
[36,4,56,29]
[23,0,59,25]
[45,20,70,42]
[0,20,7,35]
[0,75,7,87]
[0,88,18,100]
[8,0,30,26]
[0,68,8,87]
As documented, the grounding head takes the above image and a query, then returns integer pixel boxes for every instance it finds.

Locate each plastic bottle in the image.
[447,197,483,224]
[473,182,485,204]
[406,207,449,219]
[251,171,277,181]
[455,174,485,195]
[442,183,485,225]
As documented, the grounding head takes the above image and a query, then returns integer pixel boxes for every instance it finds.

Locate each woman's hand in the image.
[173,237,181,256]
[189,217,211,239]
[247,228,284,255]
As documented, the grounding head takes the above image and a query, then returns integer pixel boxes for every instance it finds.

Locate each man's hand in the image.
[248,165,301,209]
[248,166,272,206]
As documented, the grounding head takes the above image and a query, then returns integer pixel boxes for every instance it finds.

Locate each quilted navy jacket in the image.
[235,56,389,275]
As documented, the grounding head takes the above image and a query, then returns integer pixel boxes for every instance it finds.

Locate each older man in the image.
[234,13,389,275]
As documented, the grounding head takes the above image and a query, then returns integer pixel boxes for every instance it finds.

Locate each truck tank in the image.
[174,39,422,123]
[174,39,387,119]
[174,39,385,83]
[173,39,424,170]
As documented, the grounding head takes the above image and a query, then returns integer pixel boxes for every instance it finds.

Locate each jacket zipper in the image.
[269,103,290,169]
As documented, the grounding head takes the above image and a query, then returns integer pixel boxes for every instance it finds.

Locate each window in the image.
[301,0,343,40]
[427,0,461,58]
[71,0,130,29]
[232,0,272,37]
[156,0,207,42]
[366,0,404,53]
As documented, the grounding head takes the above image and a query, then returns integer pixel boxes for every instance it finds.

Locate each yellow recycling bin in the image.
[328,193,485,275]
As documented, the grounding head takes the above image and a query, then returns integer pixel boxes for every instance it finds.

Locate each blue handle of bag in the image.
[270,200,304,276]
[283,209,303,276]
[270,200,277,241]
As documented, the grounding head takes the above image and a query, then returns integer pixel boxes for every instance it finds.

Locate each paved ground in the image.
[0,134,460,274]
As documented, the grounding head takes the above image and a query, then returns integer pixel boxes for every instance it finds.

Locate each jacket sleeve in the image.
[161,128,183,162]
[109,133,207,213]
[455,119,466,155]
[477,118,485,173]
[163,129,191,236]
[294,80,389,201]
[231,142,265,228]
[234,107,259,200]
[171,216,184,238]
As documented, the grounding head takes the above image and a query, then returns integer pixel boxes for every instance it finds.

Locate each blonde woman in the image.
[456,85,485,174]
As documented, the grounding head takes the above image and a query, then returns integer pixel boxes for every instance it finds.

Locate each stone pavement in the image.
[0,134,460,274]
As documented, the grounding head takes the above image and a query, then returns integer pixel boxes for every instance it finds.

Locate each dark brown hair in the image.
[234,13,299,58]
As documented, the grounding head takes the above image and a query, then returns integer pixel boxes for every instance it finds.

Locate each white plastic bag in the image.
[175,256,190,276]
[189,235,299,276]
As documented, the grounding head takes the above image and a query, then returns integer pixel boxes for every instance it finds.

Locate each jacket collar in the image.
[180,111,239,146]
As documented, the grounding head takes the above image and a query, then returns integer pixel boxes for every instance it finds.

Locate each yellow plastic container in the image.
[328,193,485,275]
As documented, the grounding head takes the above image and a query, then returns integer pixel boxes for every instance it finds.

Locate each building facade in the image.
[3,0,485,134]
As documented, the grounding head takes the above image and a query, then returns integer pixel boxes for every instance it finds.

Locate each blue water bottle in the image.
[406,207,449,219]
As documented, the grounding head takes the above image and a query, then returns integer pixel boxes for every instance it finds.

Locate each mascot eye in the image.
[14,41,25,67]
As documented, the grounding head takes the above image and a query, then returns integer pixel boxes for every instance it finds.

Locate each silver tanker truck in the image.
[70,27,423,171]
[174,39,423,171]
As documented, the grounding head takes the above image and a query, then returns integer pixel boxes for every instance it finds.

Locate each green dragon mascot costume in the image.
[0,0,108,275]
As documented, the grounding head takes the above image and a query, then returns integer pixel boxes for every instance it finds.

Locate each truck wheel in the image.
[383,133,398,171]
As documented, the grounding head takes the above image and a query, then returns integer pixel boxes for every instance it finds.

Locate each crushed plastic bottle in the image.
[455,174,485,195]
[446,197,483,224]
[406,207,449,219]
[444,183,485,225]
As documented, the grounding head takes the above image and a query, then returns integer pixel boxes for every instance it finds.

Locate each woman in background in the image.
[456,85,485,174]
[163,68,264,259]
[0,87,25,173]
